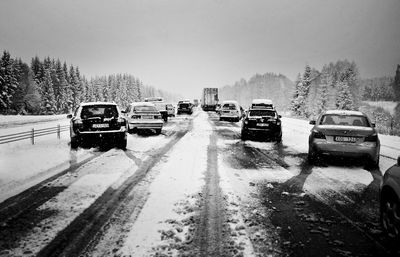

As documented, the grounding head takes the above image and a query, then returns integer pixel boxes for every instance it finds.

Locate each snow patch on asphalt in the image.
[8,149,136,257]
[117,112,210,256]
[303,166,373,204]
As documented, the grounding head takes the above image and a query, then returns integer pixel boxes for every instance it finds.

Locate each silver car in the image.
[308,110,380,167]
[124,102,163,134]
[380,156,400,240]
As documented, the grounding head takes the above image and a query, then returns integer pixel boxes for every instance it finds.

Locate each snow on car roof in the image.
[324,110,365,116]
[80,101,117,106]
[252,99,273,105]
[222,100,238,104]
[130,102,156,107]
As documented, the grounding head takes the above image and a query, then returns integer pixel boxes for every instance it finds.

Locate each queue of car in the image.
[67,99,399,242]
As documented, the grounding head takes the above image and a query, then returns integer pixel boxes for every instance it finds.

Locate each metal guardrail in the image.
[0,125,70,145]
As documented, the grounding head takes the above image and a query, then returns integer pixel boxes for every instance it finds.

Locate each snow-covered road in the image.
[0,110,398,256]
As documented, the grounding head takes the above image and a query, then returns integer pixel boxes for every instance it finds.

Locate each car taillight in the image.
[154,115,161,119]
[276,121,281,126]
[118,117,126,126]
[73,118,83,127]
[312,129,325,139]
[244,120,248,125]
[365,134,378,142]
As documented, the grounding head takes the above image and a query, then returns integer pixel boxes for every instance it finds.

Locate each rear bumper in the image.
[310,139,379,160]
[129,121,163,130]
[178,109,192,113]
[220,114,240,119]
[243,127,281,136]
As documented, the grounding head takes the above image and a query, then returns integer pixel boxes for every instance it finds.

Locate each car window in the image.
[81,105,118,119]
[222,103,237,110]
[249,110,276,117]
[320,115,370,127]
[133,105,158,112]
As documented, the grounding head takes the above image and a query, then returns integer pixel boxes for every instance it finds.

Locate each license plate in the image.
[142,115,154,119]
[335,136,356,142]
[257,123,269,127]
[92,123,109,128]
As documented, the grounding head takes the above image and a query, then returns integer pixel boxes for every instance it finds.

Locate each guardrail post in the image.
[57,124,60,139]
[31,128,34,145]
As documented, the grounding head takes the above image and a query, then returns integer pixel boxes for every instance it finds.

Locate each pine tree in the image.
[40,69,56,114]
[0,51,18,113]
[335,81,354,110]
[393,65,400,101]
[69,65,80,110]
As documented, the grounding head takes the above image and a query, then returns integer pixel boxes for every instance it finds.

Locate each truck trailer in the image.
[201,88,219,111]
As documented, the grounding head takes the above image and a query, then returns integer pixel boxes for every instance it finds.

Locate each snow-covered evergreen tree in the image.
[335,81,355,110]
[0,51,18,113]
[40,69,56,114]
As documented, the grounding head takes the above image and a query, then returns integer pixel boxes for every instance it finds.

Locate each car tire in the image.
[308,147,318,164]
[70,137,80,149]
[219,117,223,121]
[241,130,248,141]
[117,138,127,150]
[276,134,282,143]
[155,129,162,134]
[381,192,400,240]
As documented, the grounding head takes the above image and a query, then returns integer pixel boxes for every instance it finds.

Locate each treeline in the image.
[361,65,400,102]
[291,60,363,118]
[0,50,178,115]
[219,73,294,110]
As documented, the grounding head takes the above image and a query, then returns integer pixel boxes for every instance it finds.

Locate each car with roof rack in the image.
[241,101,282,142]
[67,102,127,149]
[308,110,380,167]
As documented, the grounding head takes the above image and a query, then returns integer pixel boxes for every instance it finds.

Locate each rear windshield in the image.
[133,105,157,112]
[179,103,189,108]
[320,114,370,127]
[222,103,237,110]
[249,110,276,117]
[81,105,118,118]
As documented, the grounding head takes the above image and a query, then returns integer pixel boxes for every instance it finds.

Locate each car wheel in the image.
[128,125,134,134]
[117,138,127,150]
[241,130,248,140]
[219,117,223,121]
[70,137,80,149]
[155,129,162,134]
[276,134,282,143]
[381,193,400,240]
[308,147,318,164]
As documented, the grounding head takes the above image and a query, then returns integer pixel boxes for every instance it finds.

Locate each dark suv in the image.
[68,102,127,149]
[177,101,193,115]
[241,107,282,142]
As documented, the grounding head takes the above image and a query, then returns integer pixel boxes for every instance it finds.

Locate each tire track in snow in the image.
[36,122,192,257]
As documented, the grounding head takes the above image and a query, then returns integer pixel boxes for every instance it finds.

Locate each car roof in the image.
[130,102,156,107]
[252,99,273,105]
[222,100,238,105]
[324,110,365,116]
[80,101,117,106]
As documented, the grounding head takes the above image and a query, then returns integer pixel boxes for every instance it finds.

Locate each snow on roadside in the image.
[117,112,211,256]
[8,149,137,257]
[0,114,67,128]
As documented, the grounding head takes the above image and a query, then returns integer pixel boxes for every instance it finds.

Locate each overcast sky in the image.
[1,0,399,98]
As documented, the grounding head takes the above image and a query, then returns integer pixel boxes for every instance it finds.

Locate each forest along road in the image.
[0,109,400,256]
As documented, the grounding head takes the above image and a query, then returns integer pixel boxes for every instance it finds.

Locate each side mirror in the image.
[371,123,376,127]
[278,115,282,118]
[309,120,316,125]
[67,114,73,119]
[121,110,126,114]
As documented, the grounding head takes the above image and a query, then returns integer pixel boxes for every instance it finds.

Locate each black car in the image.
[380,155,400,240]
[241,107,282,142]
[67,102,128,149]
[177,101,193,115]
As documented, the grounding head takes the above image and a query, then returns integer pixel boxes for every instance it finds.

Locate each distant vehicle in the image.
[166,103,176,117]
[219,100,241,122]
[215,103,221,115]
[177,100,193,115]
[308,110,380,167]
[144,97,168,122]
[67,102,127,149]
[380,155,400,241]
[201,88,219,111]
[251,99,274,109]
[193,99,199,106]
[241,103,282,142]
[123,102,163,134]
